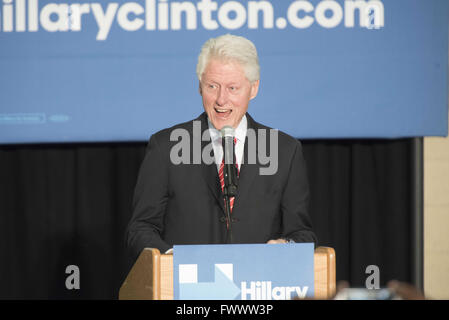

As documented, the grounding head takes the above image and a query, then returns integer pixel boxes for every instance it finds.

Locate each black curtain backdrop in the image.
[0,139,412,299]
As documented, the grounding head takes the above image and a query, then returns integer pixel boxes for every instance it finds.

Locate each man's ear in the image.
[198,81,202,95]
[250,80,260,100]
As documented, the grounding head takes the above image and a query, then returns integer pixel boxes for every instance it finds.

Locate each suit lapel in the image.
[197,113,226,214]
[232,113,260,216]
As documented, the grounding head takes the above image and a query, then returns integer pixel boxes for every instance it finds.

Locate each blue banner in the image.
[0,0,447,143]
[173,243,314,300]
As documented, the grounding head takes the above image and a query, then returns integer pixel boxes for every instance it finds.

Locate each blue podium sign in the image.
[173,243,314,300]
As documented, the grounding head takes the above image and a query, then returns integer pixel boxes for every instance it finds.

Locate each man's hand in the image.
[267,239,288,244]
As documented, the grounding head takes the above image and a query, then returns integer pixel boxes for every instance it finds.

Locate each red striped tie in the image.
[218,138,239,216]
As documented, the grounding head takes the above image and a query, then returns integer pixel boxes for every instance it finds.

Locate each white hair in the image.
[196,34,260,83]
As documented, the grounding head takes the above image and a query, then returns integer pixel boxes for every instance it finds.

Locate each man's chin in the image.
[210,118,235,131]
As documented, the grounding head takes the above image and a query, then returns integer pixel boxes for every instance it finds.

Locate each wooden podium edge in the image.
[119,248,161,300]
[314,246,336,299]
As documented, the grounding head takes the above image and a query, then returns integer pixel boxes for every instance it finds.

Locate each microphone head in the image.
[220,126,235,138]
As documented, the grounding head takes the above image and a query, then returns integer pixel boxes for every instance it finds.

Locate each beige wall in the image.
[424,124,449,299]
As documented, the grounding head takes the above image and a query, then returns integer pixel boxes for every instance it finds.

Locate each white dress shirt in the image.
[207,115,247,172]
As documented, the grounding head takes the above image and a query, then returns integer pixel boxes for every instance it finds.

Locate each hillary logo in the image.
[179,263,240,299]
[178,263,309,300]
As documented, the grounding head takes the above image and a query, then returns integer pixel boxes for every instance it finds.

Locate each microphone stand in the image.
[221,127,238,244]
[223,150,238,244]
[223,190,233,244]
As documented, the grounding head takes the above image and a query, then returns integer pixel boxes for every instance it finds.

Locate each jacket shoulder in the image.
[251,118,303,151]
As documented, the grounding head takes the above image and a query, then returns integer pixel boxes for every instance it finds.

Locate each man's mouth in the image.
[214,108,232,115]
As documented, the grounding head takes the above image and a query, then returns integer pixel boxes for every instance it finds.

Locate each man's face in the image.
[200,59,259,130]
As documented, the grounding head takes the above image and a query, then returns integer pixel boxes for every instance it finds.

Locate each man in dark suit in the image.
[126,34,316,261]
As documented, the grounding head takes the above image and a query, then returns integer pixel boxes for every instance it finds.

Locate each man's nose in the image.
[216,87,228,106]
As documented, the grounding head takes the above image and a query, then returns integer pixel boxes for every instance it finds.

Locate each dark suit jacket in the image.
[126,113,316,260]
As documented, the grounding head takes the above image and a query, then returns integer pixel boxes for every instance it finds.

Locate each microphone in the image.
[220,126,238,197]
[220,126,238,244]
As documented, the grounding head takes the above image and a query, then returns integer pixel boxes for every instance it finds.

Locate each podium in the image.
[119,246,335,300]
